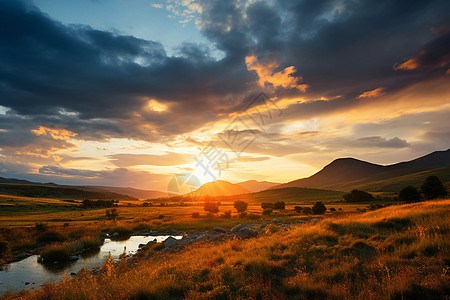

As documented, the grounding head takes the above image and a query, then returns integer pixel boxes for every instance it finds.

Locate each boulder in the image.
[231,224,258,238]
[213,226,228,233]
[110,232,120,238]
[164,237,178,248]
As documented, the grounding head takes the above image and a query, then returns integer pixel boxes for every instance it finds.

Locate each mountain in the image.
[0,176,57,186]
[84,186,166,200]
[273,148,450,191]
[236,180,279,192]
[192,180,250,197]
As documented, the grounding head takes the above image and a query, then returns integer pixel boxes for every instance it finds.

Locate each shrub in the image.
[106,208,119,220]
[398,185,421,202]
[261,203,274,209]
[293,206,303,213]
[329,207,336,212]
[35,222,48,232]
[37,231,67,244]
[222,210,232,218]
[421,176,447,200]
[312,201,326,214]
[343,189,373,202]
[273,201,285,210]
[204,201,220,214]
[40,245,71,263]
[0,241,9,256]
[233,200,248,213]
[262,208,273,216]
[303,207,312,214]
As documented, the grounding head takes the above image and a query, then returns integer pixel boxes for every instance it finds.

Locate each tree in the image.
[421,176,447,200]
[106,208,119,220]
[312,201,326,214]
[261,202,274,209]
[398,186,421,203]
[273,201,285,210]
[204,201,220,214]
[343,189,373,202]
[233,200,248,213]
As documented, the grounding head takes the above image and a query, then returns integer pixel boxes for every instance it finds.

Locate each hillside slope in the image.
[273,148,450,191]
[236,180,279,192]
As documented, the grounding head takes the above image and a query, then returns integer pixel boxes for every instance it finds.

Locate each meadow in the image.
[1,196,448,299]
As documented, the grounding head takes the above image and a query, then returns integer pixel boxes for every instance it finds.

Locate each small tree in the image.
[204,201,220,214]
[398,186,421,203]
[234,200,248,213]
[273,201,286,210]
[312,201,326,214]
[421,176,447,200]
[106,208,119,221]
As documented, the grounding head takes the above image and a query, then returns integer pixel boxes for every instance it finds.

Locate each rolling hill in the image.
[235,180,279,192]
[0,183,138,201]
[273,148,450,191]
[191,180,250,197]
[83,186,166,200]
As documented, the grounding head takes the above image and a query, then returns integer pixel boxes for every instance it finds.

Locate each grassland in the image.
[2,198,448,299]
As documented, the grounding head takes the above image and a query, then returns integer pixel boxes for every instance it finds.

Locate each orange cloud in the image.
[245,55,308,92]
[357,87,386,99]
[394,57,420,70]
[31,126,78,140]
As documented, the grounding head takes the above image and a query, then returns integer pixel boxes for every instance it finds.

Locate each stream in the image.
[0,235,182,296]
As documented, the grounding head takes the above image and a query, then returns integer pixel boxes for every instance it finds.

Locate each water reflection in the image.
[0,235,181,296]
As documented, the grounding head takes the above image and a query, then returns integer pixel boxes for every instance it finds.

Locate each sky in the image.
[0,0,449,192]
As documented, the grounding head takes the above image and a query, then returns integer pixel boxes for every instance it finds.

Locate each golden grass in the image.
[4,199,448,299]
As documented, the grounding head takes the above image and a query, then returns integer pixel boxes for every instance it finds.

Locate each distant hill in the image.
[229,187,345,203]
[0,176,57,186]
[0,183,138,201]
[191,180,250,197]
[84,186,166,200]
[236,180,279,192]
[273,148,450,191]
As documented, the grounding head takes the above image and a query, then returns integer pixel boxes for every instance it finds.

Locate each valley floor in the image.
[3,199,449,299]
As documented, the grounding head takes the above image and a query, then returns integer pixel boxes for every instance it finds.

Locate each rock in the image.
[310,218,320,223]
[213,226,228,233]
[100,233,108,238]
[169,229,179,235]
[70,255,79,261]
[196,234,207,240]
[164,237,178,248]
[138,244,145,248]
[25,282,30,285]
[111,232,120,238]
[70,272,77,276]
[147,240,156,245]
[272,219,280,223]
[231,224,258,238]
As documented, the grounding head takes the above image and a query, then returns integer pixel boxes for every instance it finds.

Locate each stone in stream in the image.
[164,237,178,248]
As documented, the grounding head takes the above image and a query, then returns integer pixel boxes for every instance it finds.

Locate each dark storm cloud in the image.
[1,0,449,147]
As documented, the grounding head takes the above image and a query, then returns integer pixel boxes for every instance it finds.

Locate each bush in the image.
[262,208,273,216]
[40,245,71,263]
[343,189,373,202]
[222,210,232,219]
[37,231,67,244]
[0,241,9,256]
[421,176,447,200]
[398,186,421,202]
[273,201,285,210]
[204,201,220,214]
[261,203,274,209]
[312,201,326,214]
[35,222,48,232]
[303,207,312,214]
[329,207,336,212]
[294,206,303,213]
[106,208,119,220]
[233,200,248,213]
